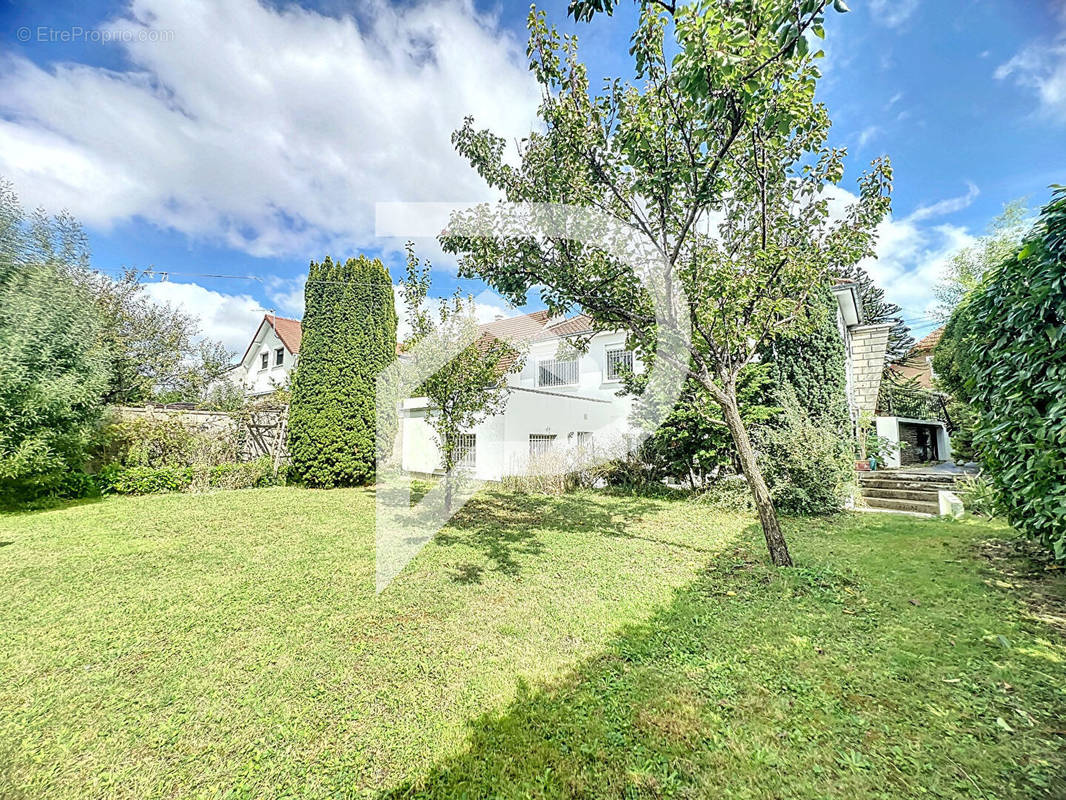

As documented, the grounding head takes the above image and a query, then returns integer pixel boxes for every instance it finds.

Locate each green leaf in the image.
[833,0,850,12]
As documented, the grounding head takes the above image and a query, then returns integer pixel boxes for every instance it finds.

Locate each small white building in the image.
[229,314,302,397]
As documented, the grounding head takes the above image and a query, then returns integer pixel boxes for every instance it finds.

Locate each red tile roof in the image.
[271,316,303,354]
[911,327,944,353]
[250,309,591,371]
[890,326,945,390]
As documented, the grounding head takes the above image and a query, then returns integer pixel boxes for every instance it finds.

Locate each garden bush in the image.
[755,387,853,515]
[99,457,282,496]
[98,464,194,495]
[938,188,1066,560]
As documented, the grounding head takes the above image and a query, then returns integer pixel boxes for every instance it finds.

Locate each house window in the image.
[575,431,593,447]
[260,352,269,370]
[529,433,557,456]
[275,348,285,367]
[448,433,476,471]
[605,348,633,381]
[537,358,578,387]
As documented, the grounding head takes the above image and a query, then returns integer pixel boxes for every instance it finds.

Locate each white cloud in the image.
[995,41,1066,121]
[858,218,974,318]
[856,125,882,149]
[907,181,979,223]
[140,275,519,360]
[869,0,918,28]
[140,280,267,356]
[0,0,540,258]
[824,185,976,321]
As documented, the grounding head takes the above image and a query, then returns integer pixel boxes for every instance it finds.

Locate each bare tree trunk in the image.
[719,390,794,567]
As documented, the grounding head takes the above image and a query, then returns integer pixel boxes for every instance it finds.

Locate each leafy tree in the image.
[0,181,110,500]
[639,364,778,488]
[399,245,521,513]
[443,1,890,565]
[837,263,912,362]
[287,255,397,488]
[932,199,1028,321]
[83,269,234,406]
[937,188,1066,560]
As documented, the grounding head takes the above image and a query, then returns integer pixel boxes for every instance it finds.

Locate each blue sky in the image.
[1,0,1064,353]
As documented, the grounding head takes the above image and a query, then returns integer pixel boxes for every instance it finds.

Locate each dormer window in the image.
[275,348,285,367]
[260,353,269,370]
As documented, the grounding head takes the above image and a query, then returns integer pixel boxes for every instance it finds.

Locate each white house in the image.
[230,283,904,480]
[399,311,640,481]
[229,314,302,396]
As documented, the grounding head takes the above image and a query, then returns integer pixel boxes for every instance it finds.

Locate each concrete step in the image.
[862,487,941,502]
[860,478,955,493]
[863,496,940,515]
[859,471,961,485]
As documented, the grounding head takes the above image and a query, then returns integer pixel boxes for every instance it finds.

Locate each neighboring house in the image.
[891,327,943,390]
[230,314,302,396]
[875,326,952,468]
[231,284,910,479]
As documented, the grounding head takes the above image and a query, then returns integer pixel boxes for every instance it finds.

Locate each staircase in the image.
[858,470,960,515]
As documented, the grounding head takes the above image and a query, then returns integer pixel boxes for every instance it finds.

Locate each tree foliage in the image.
[398,245,521,511]
[936,188,1066,560]
[0,181,110,500]
[932,199,1028,322]
[84,269,234,405]
[762,286,849,429]
[287,255,397,488]
[638,364,779,488]
[443,1,890,565]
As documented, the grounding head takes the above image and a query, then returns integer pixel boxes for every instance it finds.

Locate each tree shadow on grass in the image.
[433,490,664,582]
[0,495,104,518]
[373,514,1066,799]
[374,536,786,799]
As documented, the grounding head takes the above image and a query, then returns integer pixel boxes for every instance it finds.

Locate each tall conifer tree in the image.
[288,255,397,487]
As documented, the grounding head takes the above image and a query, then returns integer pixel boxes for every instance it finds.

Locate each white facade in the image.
[231,316,299,397]
[399,326,641,481]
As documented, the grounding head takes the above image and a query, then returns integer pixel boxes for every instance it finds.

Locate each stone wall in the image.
[849,323,893,419]
[899,421,940,465]
[112,405,288,463]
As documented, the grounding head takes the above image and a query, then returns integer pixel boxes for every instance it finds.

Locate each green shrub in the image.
[0,184,110,504]
[691,476,756,511]
[287,255,397,488]
[938,188,1066,560]
[755,387,853,515]
[98,457,282,496]
[195,457,280,491]
[99,465,194,495]
[956,474,999,518]
[93,414,237,470]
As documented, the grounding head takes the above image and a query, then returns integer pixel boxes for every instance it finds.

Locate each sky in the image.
[1,0,1063,355]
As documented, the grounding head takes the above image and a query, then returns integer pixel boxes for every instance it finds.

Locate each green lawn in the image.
[0,488,1063,799]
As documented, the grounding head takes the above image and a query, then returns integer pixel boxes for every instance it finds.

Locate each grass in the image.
[0,488,1063,798]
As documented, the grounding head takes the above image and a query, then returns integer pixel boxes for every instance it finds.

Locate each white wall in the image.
[874,415,953,469]
[399,331,639,481]
[510,331,639,401]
